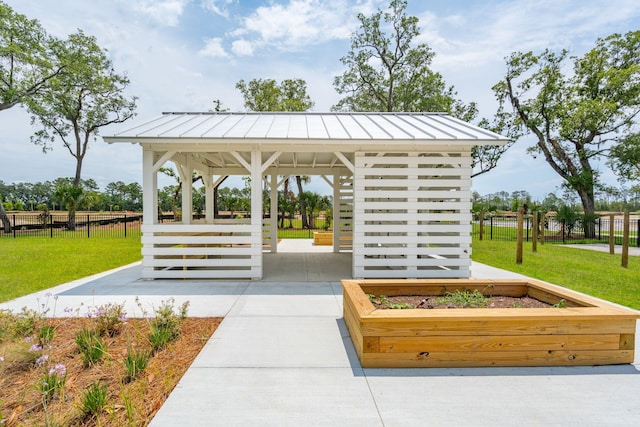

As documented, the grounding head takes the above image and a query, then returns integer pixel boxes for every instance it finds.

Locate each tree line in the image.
[473,186,640,215]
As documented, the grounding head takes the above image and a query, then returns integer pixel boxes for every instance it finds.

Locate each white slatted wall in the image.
[353,151,472,279]
[141,222,262,279]
[336,175,353,251]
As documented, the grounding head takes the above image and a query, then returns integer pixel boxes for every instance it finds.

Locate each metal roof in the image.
[104,112,508,145]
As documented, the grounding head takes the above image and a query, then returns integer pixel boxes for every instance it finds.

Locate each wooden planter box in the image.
[313,232,332,245]
[342,279,639,368]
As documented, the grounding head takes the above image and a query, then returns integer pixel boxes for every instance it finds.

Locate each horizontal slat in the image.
[143,257,256,267]
[356,258,465,267]
[361,318,638,337]
[356,190,471,200]
[142,268,261,279]
[354,247,468,257]
[142,246,260,256]
[359,349,635,368]
[142,235,253,245]
[142,224,256,233]
[354,268,468,279]
[374,334,622,353]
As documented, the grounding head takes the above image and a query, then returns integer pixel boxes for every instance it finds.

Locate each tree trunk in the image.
[67,206,77,231]
[0,201,12,233]
[577,187,597,239]
[296,176,309,228]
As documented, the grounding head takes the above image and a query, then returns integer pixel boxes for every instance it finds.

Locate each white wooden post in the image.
[251,151,263,278]
[333,172,341,254]
[204,174,214,224]
[178,163,192,224]
[142,149,157,224]
[270,172,278,253]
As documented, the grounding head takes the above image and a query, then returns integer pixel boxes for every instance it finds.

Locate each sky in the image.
[2,0,640,199]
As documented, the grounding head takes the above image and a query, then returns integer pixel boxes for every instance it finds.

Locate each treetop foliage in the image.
[493,30,640,217]
[236,78,314,112]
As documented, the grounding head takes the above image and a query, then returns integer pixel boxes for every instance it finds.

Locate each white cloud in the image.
[200,0,236,18]
[132,0,189,27]
[229,0,376,53]
[199,37,229,57]
[231,39,254,56]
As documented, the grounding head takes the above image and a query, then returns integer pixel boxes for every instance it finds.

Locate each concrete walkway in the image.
[2,243,639,426]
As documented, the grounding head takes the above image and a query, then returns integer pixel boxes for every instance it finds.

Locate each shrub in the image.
[75,328,106,366]
[148,298,189,353]
[39,363,67,404]
[79,381,109,418]
[92,303,126,337]
[123,348,150,382]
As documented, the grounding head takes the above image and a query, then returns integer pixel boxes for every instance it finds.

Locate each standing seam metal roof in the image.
[106,112,509,143]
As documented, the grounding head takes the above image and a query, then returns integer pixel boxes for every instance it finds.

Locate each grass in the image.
[471,239,640,310]
[0,237,141,303]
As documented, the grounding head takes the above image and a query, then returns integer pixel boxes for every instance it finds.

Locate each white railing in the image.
[140,222,261,279]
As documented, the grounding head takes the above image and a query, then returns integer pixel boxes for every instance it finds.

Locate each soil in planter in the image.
[368,291,559,310]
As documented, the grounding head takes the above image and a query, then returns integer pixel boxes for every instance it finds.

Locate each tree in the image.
[235,77,314,227]
[333,0,510,176]
[0,1,63,111]
[493,31,640,236]
[608,133,640,183]
[27,30,137,228]
[54,184,84,230]
[235,78,314,112]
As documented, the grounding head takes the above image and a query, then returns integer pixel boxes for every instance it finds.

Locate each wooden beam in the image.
[153,151,176,172]
[261,151,282,174]
[230,151,251,172]
[334,152,354,172]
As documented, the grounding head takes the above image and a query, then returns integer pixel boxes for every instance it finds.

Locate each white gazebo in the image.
[104,112,508,280]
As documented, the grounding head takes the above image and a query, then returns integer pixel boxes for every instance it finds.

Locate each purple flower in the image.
[25,336,33,343]
[64,307,73,313]
[49,363,66,376]
[0,356,5,362]
[35,354,49,366]
[45,292,52,297]
[29,344,43,352]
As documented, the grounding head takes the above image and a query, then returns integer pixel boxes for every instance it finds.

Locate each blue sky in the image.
[3,0,640,199]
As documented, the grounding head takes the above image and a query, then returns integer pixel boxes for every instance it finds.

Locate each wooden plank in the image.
[360,349,635,368]
[144,258,254,267]
[377,334,621,353]
[619,334,635,350]
[363,337,380,353]
[527,287,586,308]
[361,318,638,337]
[343,280,376,315]
[358,283,528,297]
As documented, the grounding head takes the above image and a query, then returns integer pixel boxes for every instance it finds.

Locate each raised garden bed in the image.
[313,231,332,245]
[342,279,639,368]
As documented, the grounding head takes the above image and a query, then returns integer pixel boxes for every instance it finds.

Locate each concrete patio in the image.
[2,240,639,426]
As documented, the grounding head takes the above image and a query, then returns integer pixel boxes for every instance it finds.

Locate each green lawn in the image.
[471,239,640,310]
[0,237,142,303]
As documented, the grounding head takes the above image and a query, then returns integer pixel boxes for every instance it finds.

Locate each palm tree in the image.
[54,184,85,230]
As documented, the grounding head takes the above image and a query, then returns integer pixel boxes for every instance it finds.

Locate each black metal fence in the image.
[0,213,142,238]
[472,213,640,246]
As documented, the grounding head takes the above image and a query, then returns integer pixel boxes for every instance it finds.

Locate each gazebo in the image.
[104,112,508,280]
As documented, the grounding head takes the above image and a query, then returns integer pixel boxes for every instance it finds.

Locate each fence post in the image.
[532,212,538,253]
[540,213,545,245]
[124,214,127,237]
[598,216,601,241]
[516,207,524,264]
[562,219,566,243]
[479,211,484,241]
[609,214,615,254]
[12,214,16,238]
[490,216,493,240]
[637,219,640,247]
[87,214,90,238]
[622,212,630,268]
[50,214,53,238]
[525,216,530,242]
